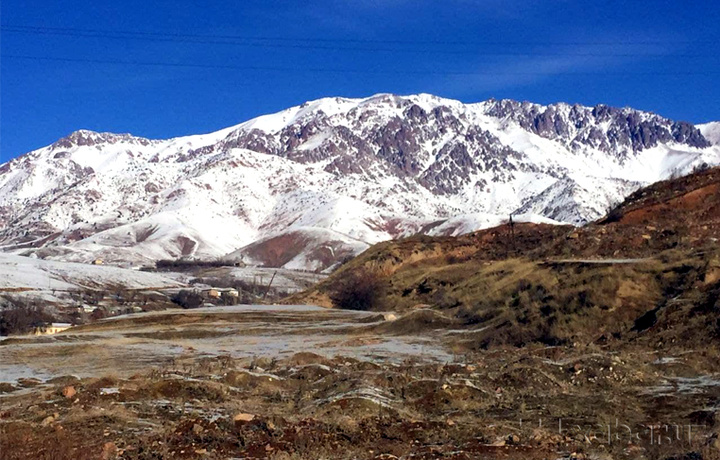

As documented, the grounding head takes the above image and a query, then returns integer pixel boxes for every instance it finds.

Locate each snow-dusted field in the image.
[0,305,450,383]
[0,253,181,292]
[161,265,326,293]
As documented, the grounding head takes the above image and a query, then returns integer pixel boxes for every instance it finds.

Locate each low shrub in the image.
[171,290,204,309]
[0,299,53,335]
[328,267,386,311]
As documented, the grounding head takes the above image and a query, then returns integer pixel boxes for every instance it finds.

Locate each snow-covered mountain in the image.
[1,93,718,271]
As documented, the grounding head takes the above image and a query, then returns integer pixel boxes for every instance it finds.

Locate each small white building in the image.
[33,323,72,336]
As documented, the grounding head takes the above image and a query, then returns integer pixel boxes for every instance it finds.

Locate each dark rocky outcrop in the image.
[484,99,710,155]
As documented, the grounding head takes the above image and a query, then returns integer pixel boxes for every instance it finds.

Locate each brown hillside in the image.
[287,167,720,349]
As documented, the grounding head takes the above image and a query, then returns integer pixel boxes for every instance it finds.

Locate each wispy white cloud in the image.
[435,40,680,95]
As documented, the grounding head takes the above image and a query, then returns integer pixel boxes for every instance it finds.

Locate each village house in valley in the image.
[33,323,72,336]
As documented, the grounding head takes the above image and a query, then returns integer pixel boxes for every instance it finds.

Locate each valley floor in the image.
[1,305,719,460]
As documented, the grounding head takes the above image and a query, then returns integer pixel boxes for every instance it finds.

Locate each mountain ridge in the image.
[1,93,718,271]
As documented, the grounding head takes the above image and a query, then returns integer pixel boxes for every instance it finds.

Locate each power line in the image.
[5,53,720,76]
[4,27,714,57]
[2,24,716,56]
[6,30,706,58]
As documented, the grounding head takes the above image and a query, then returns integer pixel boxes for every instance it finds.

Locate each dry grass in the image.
[296,235,720,351]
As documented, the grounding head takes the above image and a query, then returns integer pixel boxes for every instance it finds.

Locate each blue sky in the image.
[1,0,719,162]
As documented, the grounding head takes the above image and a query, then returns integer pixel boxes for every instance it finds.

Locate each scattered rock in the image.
[383,313,398,321]
[17,378,41,388]
[0,382,17,393]
[61,386,77,399]
[489,438,506,447]
[234,412,255,423]
[101,442,118,460]
[705,267,720,284]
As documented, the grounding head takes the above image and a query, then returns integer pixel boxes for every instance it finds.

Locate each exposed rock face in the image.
[51,130,156,149]
[485,99,710,156]
[0,93,718,271]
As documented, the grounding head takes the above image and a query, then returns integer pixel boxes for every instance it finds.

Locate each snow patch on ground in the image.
[0,253,180,291]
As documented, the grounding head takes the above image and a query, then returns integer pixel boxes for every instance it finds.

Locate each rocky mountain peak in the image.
[51,130,155,150]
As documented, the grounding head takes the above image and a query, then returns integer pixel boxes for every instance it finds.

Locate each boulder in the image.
[61,386,77,399]
[234,412,255,423]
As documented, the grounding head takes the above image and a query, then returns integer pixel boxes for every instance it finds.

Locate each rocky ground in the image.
[1,306,719,460]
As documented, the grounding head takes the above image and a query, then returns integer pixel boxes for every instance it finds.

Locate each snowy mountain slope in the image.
[1,94,718,271]
[423,213,561,238]
[699,122,720,146]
